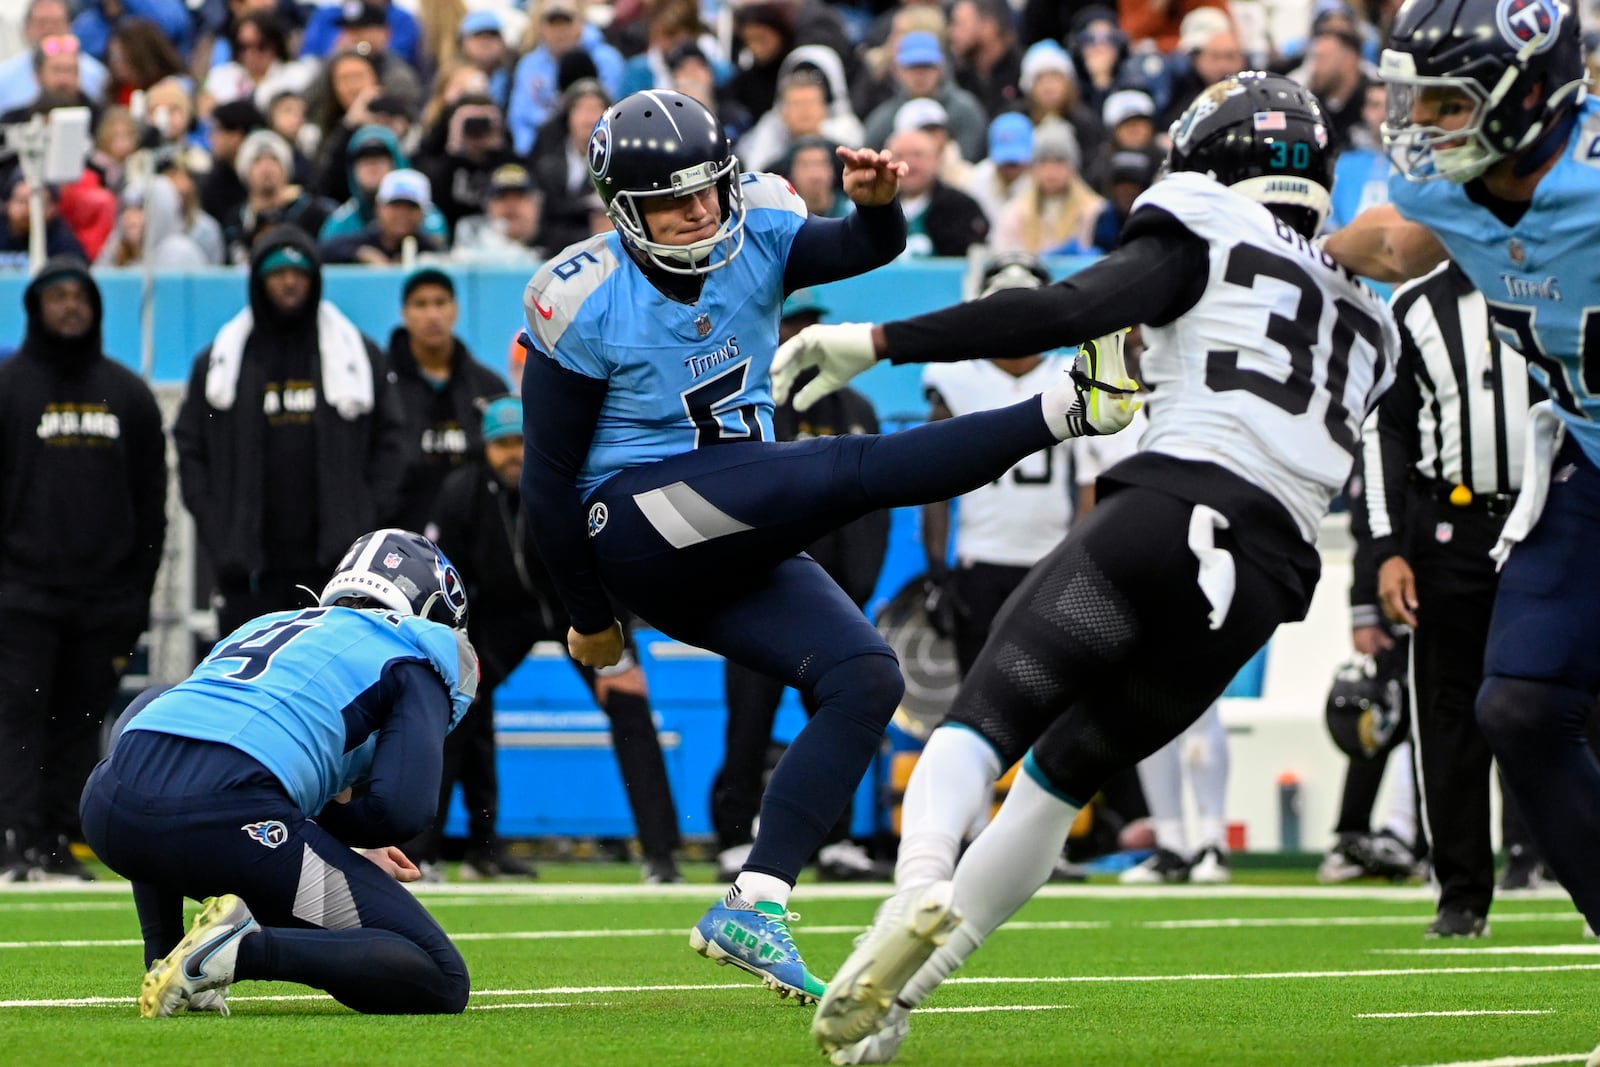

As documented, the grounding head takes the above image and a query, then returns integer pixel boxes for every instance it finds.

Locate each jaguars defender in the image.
[517,89,1138,1002]
[1324,0,1600,960]
[79,529,479,1018]
[774,72,1399,1061]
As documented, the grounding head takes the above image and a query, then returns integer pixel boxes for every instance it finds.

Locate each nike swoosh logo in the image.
[532,298,554,320]
[181,923,253,982]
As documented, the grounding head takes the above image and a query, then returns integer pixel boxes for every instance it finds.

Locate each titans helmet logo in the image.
[1497,0,1561,53]
[588,118,612,179]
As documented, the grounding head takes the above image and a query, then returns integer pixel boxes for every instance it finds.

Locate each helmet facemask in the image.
[607,155,747,276]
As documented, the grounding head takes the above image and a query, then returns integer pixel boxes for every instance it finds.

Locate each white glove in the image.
[771,323,879,412]
[1070,327,1141,436]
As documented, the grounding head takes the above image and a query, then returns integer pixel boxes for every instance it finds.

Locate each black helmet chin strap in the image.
[1512,102,1578,176]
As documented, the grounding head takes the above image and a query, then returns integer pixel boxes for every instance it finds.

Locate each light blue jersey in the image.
[1389,97,1600,467]
[124,607,473,815]
[523,172,809,494]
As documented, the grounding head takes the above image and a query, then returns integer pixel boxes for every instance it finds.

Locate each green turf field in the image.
[3,867,1596,1067]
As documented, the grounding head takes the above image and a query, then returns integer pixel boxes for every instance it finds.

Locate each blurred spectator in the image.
[529,78,611,256]
[300,0,422,71]
[618,0,720,97]
[422,393,683,883]
[782,135,848,218]
[328,0,422,109]
[713,289,891,884]
[737,67,845,174]
[1157,14,1247,131]
[222,128,335,263]
[306,48,383,185]
[1119,0,1229,53]
[992,118,1103,255]
[948,0,1022,118]
[1083,88,1158,191]
[668,40,753,142]
[0,0,108,112]
[508,0,625,156]
[102,17,183,108]
[453,161,543,259]
[320,123,449,244]
[0,176,86,268]
[896,97,973,189]
[1327,82,1390,231]
[863,30,988,161]
[321,166,444,264]
[386,268,510,535]
[456,10,513,109]
[415,92,516,232]
[851,4,947,122]
[86,104,140,194]
[72,0,192,65]
[1019,40,1104,162]
[144,76,207,153]
[154,151,225,263]
[265,90,317,185]
[421,62,492,135]
[201,12,317,115]
[0,34,96,122]
[1304,28,1371,154]
[55,166,117,261]
[965,111,1032,226]
[1090,148,1157,250]
[174,225,410,637]
[724,1,797,126]
[96,174,210,267]
[0,256,166,883]
[1067,6,1130,120]
[887,126,989,257]
[199,97,263,224]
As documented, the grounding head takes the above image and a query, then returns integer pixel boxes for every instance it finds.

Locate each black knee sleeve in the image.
[812,651,904,734]
[1478,676,1594,768]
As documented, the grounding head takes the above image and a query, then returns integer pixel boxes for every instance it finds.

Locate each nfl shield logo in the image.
[383,551,403,568]
[1509,238,1526,265]
[695,314,712,338]
[1435,522,1454,544]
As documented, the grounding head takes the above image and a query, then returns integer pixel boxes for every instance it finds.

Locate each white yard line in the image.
[1375,946,1600,956]
[1393,1055,1588,1067]
[1358,1010,1556,1019]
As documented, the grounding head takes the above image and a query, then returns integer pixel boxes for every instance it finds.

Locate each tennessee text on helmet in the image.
[1166,71,1336,236]
[587,89,747,276]
[318,528,470,630]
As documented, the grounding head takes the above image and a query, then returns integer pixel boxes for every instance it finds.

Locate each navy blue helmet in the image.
[1166,71,1335,237]
[319,529,469,630]
[1380,0,1585,181]
[587,89,746,276]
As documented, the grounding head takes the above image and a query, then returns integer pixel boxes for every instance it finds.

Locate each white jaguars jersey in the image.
[1133,173,1400,541]
[923,355,1074,566]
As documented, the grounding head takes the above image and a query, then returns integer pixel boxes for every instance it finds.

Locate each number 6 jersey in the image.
[1134,173,1400,541]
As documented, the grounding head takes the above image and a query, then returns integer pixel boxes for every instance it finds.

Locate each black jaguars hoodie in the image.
[0,256,168,620]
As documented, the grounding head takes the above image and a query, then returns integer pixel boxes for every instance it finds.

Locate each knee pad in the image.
[813,652,905,732]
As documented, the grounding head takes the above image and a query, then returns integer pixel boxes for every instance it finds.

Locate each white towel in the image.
[1491,399,1568,568]
[205,302,374,421]
[1188,504,1235,632]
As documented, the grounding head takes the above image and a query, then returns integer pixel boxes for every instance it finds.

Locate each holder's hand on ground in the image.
[359,846,421,883]
[838,147,907,205]
[1068,328,1140,436]
[772,323,878,411]
[569,620,625,668]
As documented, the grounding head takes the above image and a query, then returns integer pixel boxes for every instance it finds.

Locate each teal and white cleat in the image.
[139,894,258,1018]
[812,880,961,1054]
[688,891,826,1004]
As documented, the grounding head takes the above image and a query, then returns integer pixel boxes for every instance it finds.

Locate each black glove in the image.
[922,567,961,639]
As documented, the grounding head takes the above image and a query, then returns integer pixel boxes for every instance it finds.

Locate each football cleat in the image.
[1188,846,1231,885]
[1119,847,1192,885]
[689,892,825,1003]
[139,894,258,1018]
[829,1002,911,1065]
[812,881,961,1054]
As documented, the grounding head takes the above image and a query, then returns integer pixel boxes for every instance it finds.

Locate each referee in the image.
[1351,260,1533,938]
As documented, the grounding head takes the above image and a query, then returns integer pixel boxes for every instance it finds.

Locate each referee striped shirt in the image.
[1352,261,1535,569]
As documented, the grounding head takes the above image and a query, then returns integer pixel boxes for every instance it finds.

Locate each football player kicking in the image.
[772,72,1399,1062]
[518,89,1138,1004]
[1321,7,1600,1045]
[79,530,480,1017]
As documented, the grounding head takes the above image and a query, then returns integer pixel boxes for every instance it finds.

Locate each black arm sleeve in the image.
[880,208,1210,365]
[782,202,907,292]
[1366,337,1423,569]
[314,660,450,847]
[518,342,617,635]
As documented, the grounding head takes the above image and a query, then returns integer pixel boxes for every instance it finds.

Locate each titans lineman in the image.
[1325,0,1600,968]
[518,89,1138,1002]
[79,530,480,1017]
[775,72,1399,1061]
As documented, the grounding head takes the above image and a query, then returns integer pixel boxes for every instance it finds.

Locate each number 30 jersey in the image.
[1135,173,1400,540]
[523,172,809,495]
[1389,96,1600,469]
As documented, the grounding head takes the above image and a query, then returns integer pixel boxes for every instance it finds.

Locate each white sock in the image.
[895,726,1002,889]
[1039,381,1081,441]
[1184,702,1230,850]
[1135,739,1186,854]
[900,764,1080,1008]
[1381,740,1418,845]
[733,871,791,908]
